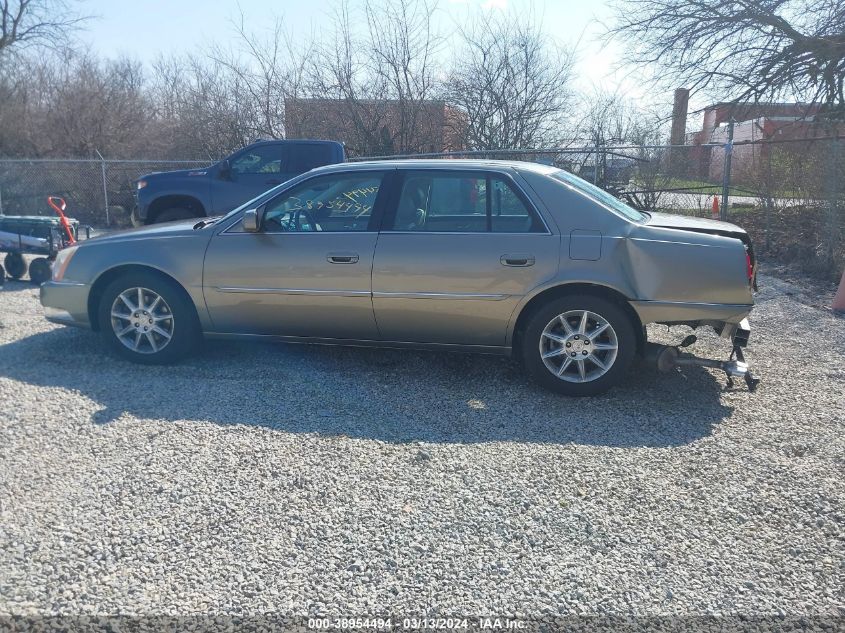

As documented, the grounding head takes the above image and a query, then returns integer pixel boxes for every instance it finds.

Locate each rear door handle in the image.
[327,252,360,264]
[501,254,535,267]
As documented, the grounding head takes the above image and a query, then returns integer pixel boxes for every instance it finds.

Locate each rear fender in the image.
[623,225,753,305]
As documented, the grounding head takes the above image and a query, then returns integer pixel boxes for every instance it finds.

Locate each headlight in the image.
[137,179,147,190]
[52,246,78,281]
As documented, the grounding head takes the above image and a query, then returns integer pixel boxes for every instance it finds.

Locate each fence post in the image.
[720,118,735,221]
[593,145,599,185]
[825,137,841,265]
[96,150,110,227]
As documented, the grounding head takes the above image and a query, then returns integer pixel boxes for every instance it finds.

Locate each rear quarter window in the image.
[288,144,338,172]
[550,170,647,222]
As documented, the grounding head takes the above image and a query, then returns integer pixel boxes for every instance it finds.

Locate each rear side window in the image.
[288,144,337,172]
[388,171,545,233]
[490,177,536,233]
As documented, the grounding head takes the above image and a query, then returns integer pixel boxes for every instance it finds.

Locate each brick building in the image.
[681,100,844,183]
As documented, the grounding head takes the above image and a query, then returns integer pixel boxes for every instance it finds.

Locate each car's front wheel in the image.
[521,294,636,396]
[98,271,200,364]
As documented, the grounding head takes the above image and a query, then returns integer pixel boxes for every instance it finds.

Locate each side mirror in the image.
[218,159,231,180]
[243,209,260,232]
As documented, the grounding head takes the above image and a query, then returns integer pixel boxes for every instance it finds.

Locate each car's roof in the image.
[311,158,559,174]
[248,139,343,147]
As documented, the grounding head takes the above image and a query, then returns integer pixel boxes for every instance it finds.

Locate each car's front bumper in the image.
[40,281,91,328]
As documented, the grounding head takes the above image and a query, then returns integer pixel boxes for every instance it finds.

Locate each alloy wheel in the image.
[539,309,619,383]
[110,287,175,354]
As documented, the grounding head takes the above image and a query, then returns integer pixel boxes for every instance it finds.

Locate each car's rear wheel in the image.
[156,207,198,223]
[521,294,636,396]
[98,271,200,364]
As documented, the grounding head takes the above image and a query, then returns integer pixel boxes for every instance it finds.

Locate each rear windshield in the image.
[550,170,647,222]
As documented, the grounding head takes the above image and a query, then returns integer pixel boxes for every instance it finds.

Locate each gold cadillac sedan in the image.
[41,160,757,395]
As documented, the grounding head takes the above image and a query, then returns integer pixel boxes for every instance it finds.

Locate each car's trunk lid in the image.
[645,212,747,238]
[645,212,757,289]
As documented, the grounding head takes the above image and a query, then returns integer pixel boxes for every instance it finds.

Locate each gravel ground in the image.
[0,273,843,620]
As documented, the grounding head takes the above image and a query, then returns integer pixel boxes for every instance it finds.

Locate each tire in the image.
[97,271,201,365]
[4,253,26,280]
[0,264,5,285]
[29,257,51,285]
[521,294,637,396]
[155,207,199,223]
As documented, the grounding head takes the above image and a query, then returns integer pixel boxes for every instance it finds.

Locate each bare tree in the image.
[0,0,87,59]
[150,54,257,159]
[209,11,315,141]
[304,0,444,156]
[362,0,442,153]
[608,0,845,117]
[446,10,575,151]
[0,49,155,157]
[570,89,638,184]
[574,89,635,148]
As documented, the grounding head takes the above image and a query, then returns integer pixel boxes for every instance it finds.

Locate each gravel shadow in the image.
[0,279,40,293]
[0,326,735,447]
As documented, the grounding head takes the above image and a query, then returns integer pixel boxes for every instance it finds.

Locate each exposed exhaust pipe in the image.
[645,342,760,392]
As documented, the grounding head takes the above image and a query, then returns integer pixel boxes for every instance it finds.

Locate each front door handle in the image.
[501,254,535,267]
[327,252,360,264]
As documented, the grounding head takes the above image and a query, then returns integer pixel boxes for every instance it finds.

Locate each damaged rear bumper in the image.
[631,299,753,326]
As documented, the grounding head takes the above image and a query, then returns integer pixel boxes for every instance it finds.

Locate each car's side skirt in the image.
[202,332,511,356]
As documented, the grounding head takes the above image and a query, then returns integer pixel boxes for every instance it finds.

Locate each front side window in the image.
[388,171,544,233]
[261,172,384,232]
[231,146,282,175]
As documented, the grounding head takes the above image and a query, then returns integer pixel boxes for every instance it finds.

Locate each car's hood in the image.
[86,219,201,244]
[646,212,747,238]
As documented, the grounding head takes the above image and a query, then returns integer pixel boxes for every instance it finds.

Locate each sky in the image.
[75,0,661,107]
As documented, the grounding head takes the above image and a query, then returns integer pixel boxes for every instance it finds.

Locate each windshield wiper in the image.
[193,218,219,229]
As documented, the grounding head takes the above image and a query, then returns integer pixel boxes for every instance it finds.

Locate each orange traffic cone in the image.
[833,267,845,312]
[711,196,720,219]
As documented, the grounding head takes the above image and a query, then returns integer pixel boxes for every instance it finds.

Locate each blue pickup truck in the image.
[133,139,345,225]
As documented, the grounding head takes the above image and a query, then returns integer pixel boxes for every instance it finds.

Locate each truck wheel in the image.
[156,207,198,223]
[521,294,636,396]
[29,257,51,285]
[0,264,5,285]
[98,271,201,365]
[4,253,25,280]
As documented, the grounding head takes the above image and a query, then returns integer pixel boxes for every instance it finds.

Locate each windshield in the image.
[550,170,647,222]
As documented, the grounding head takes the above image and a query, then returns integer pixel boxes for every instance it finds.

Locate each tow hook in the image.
[645,339,761,392]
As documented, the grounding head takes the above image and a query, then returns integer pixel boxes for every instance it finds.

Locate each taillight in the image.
[745,252,753,281]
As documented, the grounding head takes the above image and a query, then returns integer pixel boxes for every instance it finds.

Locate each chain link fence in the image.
[0,159,207,227]
[357,136,845,281]
[1,136,842,280]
